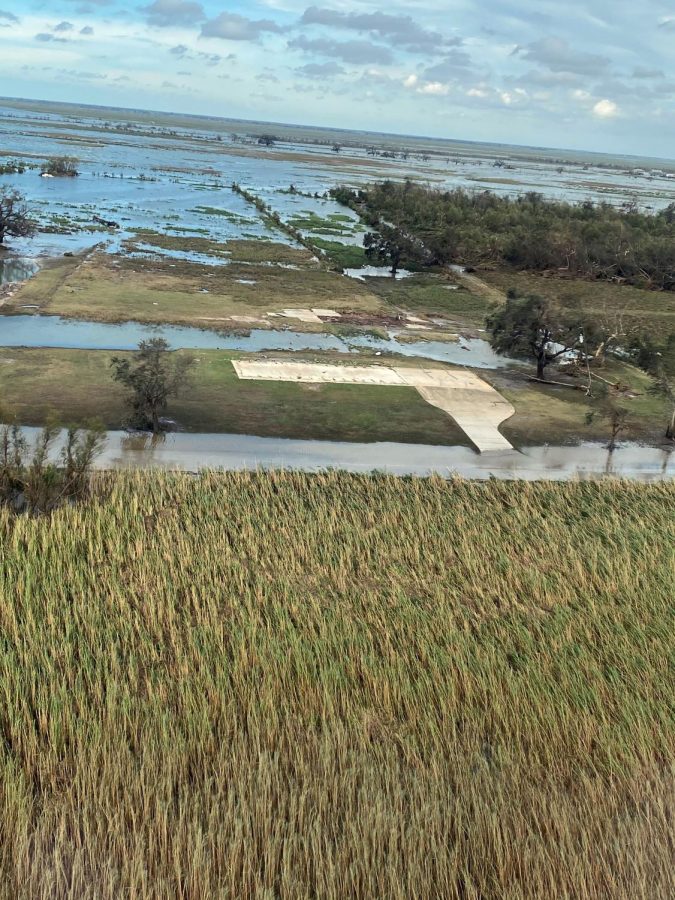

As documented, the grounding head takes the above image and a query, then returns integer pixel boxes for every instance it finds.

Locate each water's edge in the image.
[10,428,674,482]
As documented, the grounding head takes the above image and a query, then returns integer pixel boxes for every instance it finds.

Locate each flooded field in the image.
[1,99,673,472]
[0,314,511,367]
[3,98,675,271]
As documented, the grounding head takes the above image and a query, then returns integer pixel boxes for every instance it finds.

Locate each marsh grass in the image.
[0,471,673,898]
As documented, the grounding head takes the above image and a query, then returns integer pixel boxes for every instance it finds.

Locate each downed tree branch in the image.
[527,376,589,391]
[590,371,620,387]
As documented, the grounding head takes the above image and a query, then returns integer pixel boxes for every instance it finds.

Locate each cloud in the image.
[513,37,609,76]
[54,21,74,33]
[418,82,449,96]
[201,12,282,41]
[423,49,474,82]
[34,32,69,43]
[170,44,189,56]
[143,0,205,28]
[658,16,675,30]
[288,35,393,65]
[299,7,455,53]
[632,67,663,80]
[0,9,18,23]
[80,26,94,36]
[296,61,345,78]
[592,98,618,118]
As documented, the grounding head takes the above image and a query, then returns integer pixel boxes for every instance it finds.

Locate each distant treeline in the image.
[332,181,675,290]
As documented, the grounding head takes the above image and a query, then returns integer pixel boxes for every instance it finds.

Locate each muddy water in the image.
[0,315,514,367]
[14,428,674,481]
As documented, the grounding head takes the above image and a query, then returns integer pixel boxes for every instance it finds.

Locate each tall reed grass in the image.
[0,471,673,898]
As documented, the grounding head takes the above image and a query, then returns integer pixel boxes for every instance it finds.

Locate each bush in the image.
[42,156,79,177]
[0,422,105,514]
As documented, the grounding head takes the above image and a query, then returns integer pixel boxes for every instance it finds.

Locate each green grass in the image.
[0,349,468,445]
[481,268,675,337]
[369,273,493,324]
[0,349,670,447]
[493,359,673,445]
[287,211,356,235]
[0,472,673,896]
[312,238,368,268]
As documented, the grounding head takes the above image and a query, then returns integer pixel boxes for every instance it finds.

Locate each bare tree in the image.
[0,190,37,245]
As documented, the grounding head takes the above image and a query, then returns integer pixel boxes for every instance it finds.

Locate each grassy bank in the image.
[1,348,670,447]
[2,247,388,328]
[480,268,675,337]
[0,348,468,445]
[0,472,673,897]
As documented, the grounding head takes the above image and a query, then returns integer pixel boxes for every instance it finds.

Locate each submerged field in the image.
[0,472,673,897]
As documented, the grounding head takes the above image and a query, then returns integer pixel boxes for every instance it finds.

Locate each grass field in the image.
[3,247,387,328]
[480,268,675,336]
[0,348,469,445]
[0,472,673,897]
[1,348,671,446]
[3,246,479,334]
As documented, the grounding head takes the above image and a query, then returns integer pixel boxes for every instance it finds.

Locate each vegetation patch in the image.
[0,348,467,444]
[312,239,367,269]
[0,472,672,895]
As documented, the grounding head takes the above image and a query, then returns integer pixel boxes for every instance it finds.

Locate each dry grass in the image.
[0,471,673,898]
[3,250,386,327]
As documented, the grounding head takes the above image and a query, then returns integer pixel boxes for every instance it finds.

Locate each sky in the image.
[1,1,674,157]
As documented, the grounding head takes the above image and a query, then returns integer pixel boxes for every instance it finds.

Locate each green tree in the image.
[110,339,195,434]
[487,294,583,380]
[363,225,425,276]
[0,190,36,245]
[632,333,675,439]
[42,156,79,177]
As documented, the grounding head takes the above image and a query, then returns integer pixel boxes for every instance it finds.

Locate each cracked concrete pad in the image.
[232,360,514,452]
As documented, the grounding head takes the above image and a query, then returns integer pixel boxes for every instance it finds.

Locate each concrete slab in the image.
[232,360,515,452]
[278,308,323,323]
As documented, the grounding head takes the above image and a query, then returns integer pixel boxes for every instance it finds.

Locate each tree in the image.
[110,339,195,434]
[42,156,79,177]
[632,333,675,439]
[0,190,37,245]
[363,225,425,276]
[487,294,583,379]
[1,419,104,515]
[586,397,631,451]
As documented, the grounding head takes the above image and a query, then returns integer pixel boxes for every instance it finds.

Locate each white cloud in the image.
[419,81,448,95]
[592,98,618,118]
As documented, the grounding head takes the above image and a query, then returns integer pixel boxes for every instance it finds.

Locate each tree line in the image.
[332,181,675,290]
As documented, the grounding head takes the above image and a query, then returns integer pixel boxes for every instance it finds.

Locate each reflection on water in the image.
[0,257,40,285]
[13,427,673,481]
[97,436,675,481]
[0,315,515,367]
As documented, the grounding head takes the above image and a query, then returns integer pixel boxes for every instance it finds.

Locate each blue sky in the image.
[1,1,675,156]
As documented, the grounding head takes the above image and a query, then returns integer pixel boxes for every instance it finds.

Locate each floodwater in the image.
[3,99,675,271]
[0,314,513,367]
[0,256,40,285]
[13,427,674,481]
